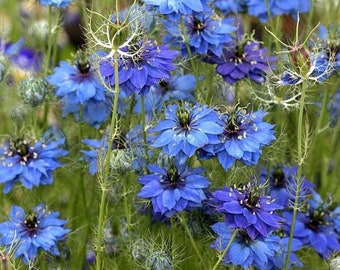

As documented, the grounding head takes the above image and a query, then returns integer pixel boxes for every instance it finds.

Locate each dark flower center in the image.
[159,79,170,92]
[307,209,327,230]
[193,17,205,32]
[166,164,180,185]
[24,213,39,231]
[7,138,37,165]
[75,50,91,75]
[77,61,91,75]
[238,183,261,210]
[272,167,286,187]
[176,107,191,130]
[238,229,252,244]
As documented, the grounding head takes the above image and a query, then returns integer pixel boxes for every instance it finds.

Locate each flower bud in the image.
[146,251,172,270]
[19,77,48,107]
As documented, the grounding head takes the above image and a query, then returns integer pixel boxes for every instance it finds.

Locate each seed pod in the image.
[19,77,48,107]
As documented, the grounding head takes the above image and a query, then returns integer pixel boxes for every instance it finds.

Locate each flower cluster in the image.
[0,203,70,264]
[0,132,68,193]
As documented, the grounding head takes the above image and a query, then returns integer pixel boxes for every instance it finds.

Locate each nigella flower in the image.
[206,37,276,85]
[163,12,236,57]
[259,165,313,207]
[38,0,73,9]
[143,0,210,15]
[133,73,196,117]
[211,182,284,239]
[137,162,210,218]
[282,192,340,259]
[213,0,247,13]
[47,51,113,128]
[246,0,311,22]
[267,232,303,269]
[202,105,275,171]
[150,103,224,164]
[99,39,179,96]
[210,222,280,269]
[0,131,68,193]
[0,203,70,264]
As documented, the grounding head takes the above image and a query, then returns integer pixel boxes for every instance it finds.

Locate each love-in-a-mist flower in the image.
[206,36,276,85]
[210,222,280,269]
[0,131,68,193]
[246,0,311,22]
[0,203,70,264]
[137,162,210,218]
[213,0,247,14]
[163,11,236,57]
[211,182,284,239]
[100,39,179,96]
[143,0,210,15]
[38,0,73,9]
[202,105,275,171]
[133,73,196,117]
[150,103,224,164]
[46,51,112,128]
[282,192,340,259]
[259,165,313,207]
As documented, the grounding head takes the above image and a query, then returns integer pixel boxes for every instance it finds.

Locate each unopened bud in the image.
[19,77,48,107]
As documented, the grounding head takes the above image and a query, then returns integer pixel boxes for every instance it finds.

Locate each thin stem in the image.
[140,95,149,170]
[95,49,120,270]
[284,80,307,269]
[182,216,208,270]
[212,229,238,270]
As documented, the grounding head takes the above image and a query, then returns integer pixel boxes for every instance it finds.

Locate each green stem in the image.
[284,80,307,270]
[182,216,207,270]
[95,49,120,270]
[211,229,238,270]
[140,95,149,169]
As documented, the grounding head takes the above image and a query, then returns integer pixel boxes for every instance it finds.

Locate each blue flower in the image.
[267,233,303,269]
[213,0,247,13]
[150,103,224,164]
[143,0,210,15]
[80,138,105,175]
[163,12,236,57]
[0,132,68,193]
[47,53,113,128]
[259,165,313,207]
[99,40,179,96]
[39,0,73,9]
[202,106,275,171]
[246,0,311,22]
[207,38,276,85]
[133,73,196,117]
[0,203,70,264]
[211,182,284,239]
[210,222,280,269]
[282,192,340,259]
[137,162,210,218]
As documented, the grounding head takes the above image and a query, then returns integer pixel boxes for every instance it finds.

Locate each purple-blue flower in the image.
[39,0,73,9]
[202,107,275,171]
[210,222,280,269]
[211,183,284,239]
[150,103,224,164]
[259,165,314,207]
[47,53,113,128]
[206,39,276,85]
[137,162,210,218]
[0,203,70,264]
[282,191,340,259]
[246,0,311,22]
[99,40,179,96]
[163,12,236,57]
[0,132,68,193]
[143,0,210,15]
[213,0,247,13]
[133,73,196,117]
